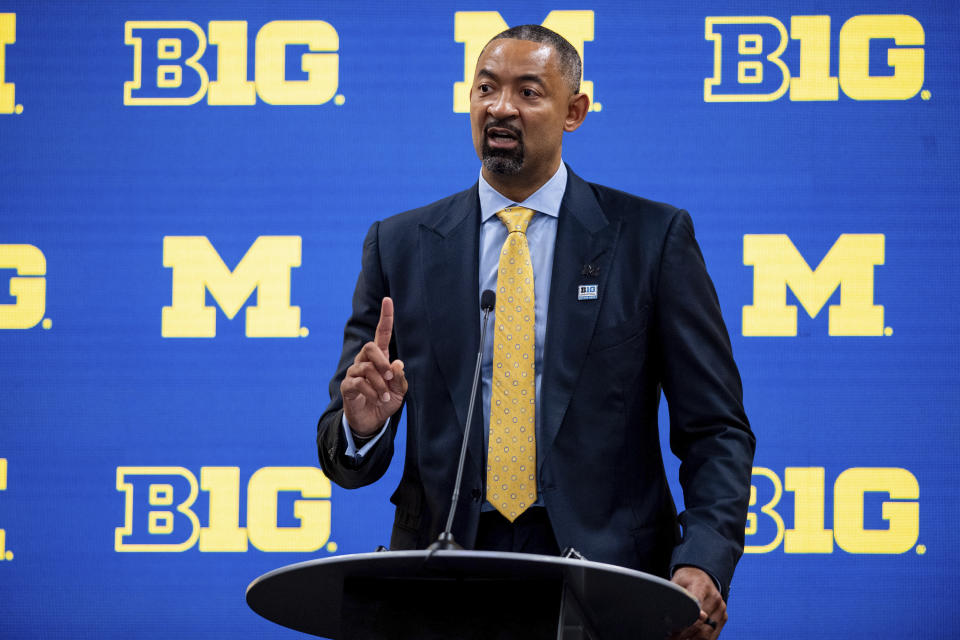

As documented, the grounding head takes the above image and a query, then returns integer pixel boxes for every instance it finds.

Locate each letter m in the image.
[162,236,301,337]
[453,10,594,113]
[743,234,885,336]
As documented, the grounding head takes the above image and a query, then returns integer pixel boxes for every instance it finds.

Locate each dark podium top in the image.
[247,550,699,639]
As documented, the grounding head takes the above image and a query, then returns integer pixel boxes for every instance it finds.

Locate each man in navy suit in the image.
[317,25,754,639]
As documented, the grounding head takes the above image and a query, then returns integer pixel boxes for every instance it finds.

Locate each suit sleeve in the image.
[316,221,403,489]
[655,210,756,600]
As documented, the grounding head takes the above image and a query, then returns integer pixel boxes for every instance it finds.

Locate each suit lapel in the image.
[418,185,485,475]
[539,169,620,471]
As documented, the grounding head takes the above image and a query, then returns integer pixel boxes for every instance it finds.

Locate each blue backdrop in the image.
[1,1,957,637]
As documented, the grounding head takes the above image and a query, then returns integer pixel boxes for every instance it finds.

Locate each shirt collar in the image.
[478,162,567,222]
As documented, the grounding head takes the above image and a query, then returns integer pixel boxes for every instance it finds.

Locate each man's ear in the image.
[564,93,590,132]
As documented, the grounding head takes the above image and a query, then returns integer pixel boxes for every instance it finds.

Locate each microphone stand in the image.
[428,290,495,550]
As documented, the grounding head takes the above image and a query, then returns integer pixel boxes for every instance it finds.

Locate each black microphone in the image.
[428,289,496,550]
[480,289,496,313]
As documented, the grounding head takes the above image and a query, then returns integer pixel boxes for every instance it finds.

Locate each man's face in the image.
[469,39,573,181]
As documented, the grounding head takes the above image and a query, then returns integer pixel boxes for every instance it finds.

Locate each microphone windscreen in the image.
[480,289,496,311]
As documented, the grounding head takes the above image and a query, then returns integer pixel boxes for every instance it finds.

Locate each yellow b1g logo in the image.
[124,20,340,105]
[0,13,19,114]
[0,244,47,330]
[115,466,334,552]
[747,467,920,554]
[705,15,925,102]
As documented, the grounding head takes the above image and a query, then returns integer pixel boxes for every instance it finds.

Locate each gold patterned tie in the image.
[487,206,537,522]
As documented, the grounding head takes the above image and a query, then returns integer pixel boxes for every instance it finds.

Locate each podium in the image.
[247,550,700,639]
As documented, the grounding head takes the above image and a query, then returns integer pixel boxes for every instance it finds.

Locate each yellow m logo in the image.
[743,234,885,336]
[453,10,596,113]
[161,236,302,337]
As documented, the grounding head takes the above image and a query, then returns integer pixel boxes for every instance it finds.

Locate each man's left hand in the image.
[669,566,726,639]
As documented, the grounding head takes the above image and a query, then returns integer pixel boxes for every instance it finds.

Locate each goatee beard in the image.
[481,121,524,175]
[482,148,524,175]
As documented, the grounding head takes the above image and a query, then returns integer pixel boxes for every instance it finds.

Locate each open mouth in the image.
[485,125,521,149]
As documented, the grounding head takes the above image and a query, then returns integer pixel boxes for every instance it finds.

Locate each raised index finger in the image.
[375,297,394,355]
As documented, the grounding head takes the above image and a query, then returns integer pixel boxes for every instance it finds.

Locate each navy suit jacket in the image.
[317,167,755,599]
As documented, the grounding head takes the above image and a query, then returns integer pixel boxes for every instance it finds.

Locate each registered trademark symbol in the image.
[14,104,23,114]
[920,90,931,101]
[326,541,338,553]
[591,101,602,112]
[884,327,893,336]
[334,94,345,106]
[4,550,12,560]
[299,326,309,338]
[41,318,52,330]
[916,544,926,555]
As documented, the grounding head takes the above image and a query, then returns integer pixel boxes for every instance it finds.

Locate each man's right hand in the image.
[340,297,408,436]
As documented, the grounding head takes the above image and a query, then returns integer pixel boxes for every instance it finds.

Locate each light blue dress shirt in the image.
[343,164,569,509]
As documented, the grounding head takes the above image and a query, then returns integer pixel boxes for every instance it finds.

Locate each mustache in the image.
[483,119,522,140]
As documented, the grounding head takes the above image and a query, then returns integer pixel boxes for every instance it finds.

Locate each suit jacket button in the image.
[471,489,482,502]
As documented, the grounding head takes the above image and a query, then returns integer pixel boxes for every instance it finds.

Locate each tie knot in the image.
[496,206,535,235]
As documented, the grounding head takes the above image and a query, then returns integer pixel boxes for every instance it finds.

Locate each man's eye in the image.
[521,88,537,98]
[478,84,491,93]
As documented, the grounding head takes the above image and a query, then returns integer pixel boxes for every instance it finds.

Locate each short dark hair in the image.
[487,24,582,94]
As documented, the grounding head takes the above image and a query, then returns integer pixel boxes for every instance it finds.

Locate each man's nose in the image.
[488,91,519,119]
